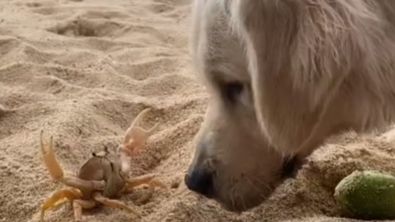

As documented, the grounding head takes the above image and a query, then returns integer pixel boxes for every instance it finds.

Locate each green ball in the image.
[334,170,395,220]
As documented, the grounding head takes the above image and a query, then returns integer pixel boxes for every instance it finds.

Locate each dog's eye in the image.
[222,82,244,103]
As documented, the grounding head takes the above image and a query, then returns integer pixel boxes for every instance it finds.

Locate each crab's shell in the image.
[77,157,105,181]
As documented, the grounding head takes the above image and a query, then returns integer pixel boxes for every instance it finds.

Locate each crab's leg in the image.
[124,174,167,190]
[40,188,82,222]
[125,174,156,188]
[92,192,142,218]
[146,178,167,189]
[122,175,167,204]
[121,174,155,194]
[40,131,105,191]
[73,199,96,222]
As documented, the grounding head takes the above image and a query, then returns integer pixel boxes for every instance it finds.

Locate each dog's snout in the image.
[184,169,214,197]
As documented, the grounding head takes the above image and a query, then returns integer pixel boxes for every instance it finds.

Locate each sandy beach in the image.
[2,0,395,222]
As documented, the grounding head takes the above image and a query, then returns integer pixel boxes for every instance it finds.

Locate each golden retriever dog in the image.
[184,0,395,213]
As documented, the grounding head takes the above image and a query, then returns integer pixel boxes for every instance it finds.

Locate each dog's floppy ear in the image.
[230,0,385,155]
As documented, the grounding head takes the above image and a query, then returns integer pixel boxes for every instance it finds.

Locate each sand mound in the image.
[2,0,395,222]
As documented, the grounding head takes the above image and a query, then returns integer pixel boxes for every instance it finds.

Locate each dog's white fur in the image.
[187,0,395,212]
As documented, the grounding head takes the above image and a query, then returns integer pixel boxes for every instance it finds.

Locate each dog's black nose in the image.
[184,170,214,197]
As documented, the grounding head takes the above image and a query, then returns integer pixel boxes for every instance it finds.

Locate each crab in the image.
[39,108,167,222]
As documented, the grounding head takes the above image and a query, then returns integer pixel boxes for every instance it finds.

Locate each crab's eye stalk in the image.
[92,152,97,157]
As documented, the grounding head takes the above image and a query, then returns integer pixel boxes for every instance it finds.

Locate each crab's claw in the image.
[40,130,64,180]
[119,108,159,175]
[121,108,159,156]
[40,130,105,192]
